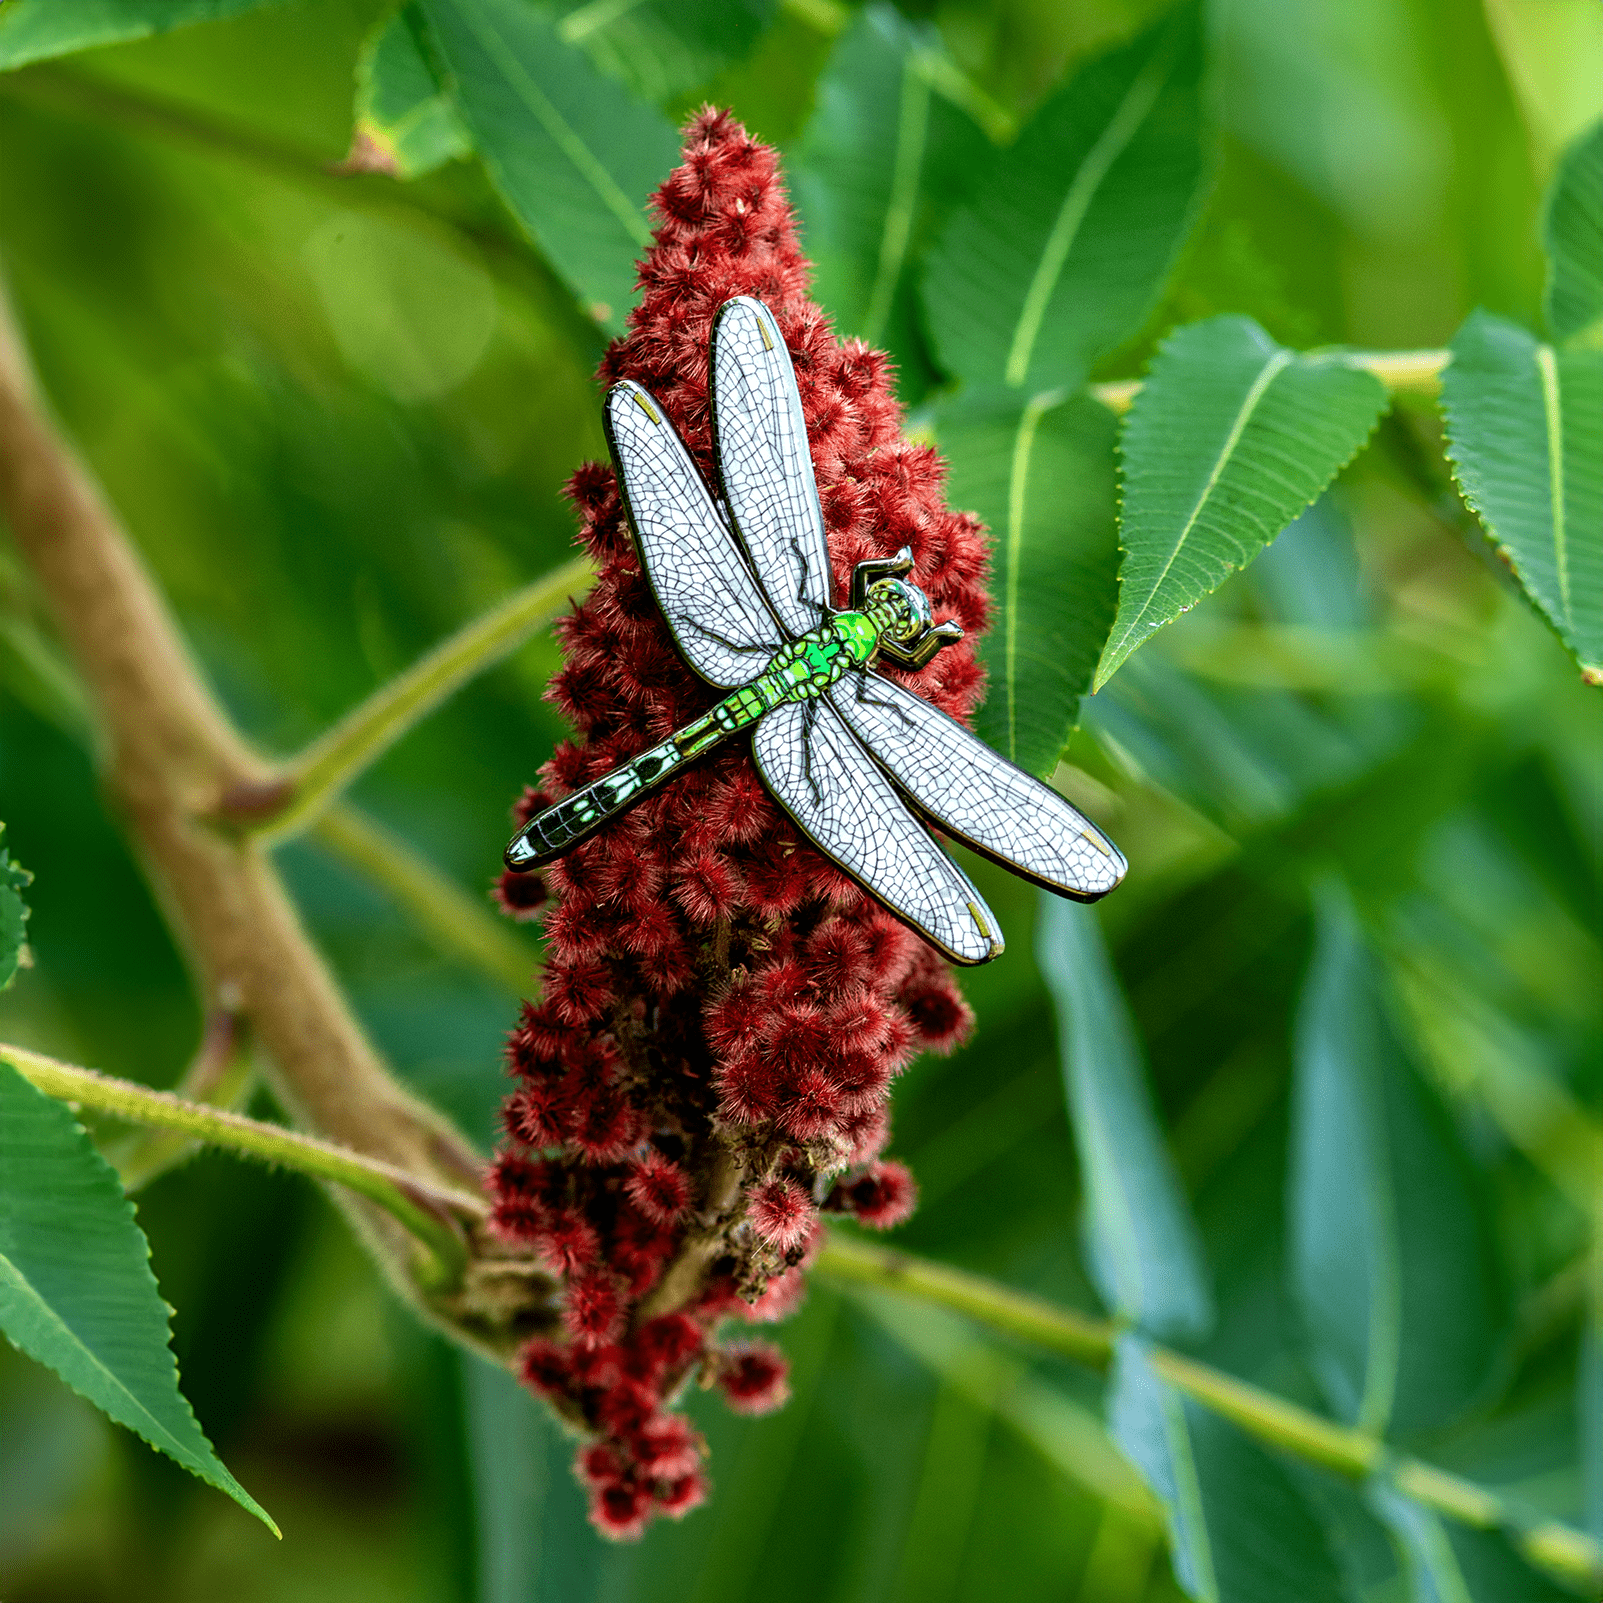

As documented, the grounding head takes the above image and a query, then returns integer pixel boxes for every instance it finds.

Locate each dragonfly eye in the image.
[868,576,934,641]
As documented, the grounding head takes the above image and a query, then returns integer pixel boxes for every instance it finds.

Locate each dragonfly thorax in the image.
[752,581,931,709]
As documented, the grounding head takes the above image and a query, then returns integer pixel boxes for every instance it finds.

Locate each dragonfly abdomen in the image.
[505,728,704,868]
[505,612,887,871]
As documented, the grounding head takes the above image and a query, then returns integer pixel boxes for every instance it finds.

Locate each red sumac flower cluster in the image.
[489,108,987,1539]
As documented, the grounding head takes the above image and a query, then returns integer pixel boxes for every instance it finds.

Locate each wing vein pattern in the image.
[604,380,786,687]
[710,297,835,636]
[752,700,1001,965]
[829,672,1126,900]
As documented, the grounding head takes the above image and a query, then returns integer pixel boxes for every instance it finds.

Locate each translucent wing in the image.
[605,380,785,689]
[751,700,1002,965]
[709,297,834,637]
[829,672,1127,901]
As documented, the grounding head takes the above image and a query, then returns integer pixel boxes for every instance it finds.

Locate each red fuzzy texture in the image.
[830,1160,919,1230]
[747,1175,815,1251]
[717,1342,791,1415]
[490,109,982,1539]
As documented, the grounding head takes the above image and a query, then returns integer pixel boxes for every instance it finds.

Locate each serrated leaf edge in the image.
[0,1068,278,1535]
[1094,332,1389,691]
[1438,321,1602,680]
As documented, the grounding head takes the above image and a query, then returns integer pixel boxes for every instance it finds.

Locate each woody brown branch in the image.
[0,281,499,1310]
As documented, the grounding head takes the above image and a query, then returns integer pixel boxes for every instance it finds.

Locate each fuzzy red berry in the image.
[625,1152,693,1224]
[717,1341,791,1415]
[747,1175,814,1251]
[835,1160,918,1230]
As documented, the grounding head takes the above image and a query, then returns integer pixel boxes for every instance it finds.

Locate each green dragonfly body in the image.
[519,591,908,864]
[505,295,1124,964]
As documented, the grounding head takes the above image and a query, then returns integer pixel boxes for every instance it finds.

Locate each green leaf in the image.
[1369,1483,1576,1603]
[1108,1337,1349,1603]
[1095,316,1389,690]
[418,0,680,332]
[0,1062,275,1533]
[1288,887,1505,1438]
[790,5,988,372]
[937,390,1119,775]
[1441,310,1603,682]
[0,0,289,70]
[1542,120,1603,343]
[1039,898,1212,1341]
[921,4,1207,393]
[1085,647,1415,835]
[0,823,32,993]
[462,1351,548,1602]
[352,6,472,181]
[559,0,776,106]
[1585,1295,1602,1542]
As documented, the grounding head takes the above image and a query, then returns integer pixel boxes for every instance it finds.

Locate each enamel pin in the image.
[506,296,1126,963]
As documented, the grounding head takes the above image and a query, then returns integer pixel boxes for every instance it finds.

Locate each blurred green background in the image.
[0,0,1598,1598]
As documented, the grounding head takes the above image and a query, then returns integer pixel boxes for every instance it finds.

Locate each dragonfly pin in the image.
[506,296,1126,963]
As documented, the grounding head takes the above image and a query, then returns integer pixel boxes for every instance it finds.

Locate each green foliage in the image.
[560,0,777,108]
[1441,310,1603,680]
[0,0,1598,1595]
[462,1353,545,1603]
[418,0,680,332]
[1095,316,1390,688]
[1542,120,1603,343]
[0,823,31,992]
[938,391,1118,774]
[1109,1339,1350,1603]
[1369,1484,1577,1603]
[0,0,287,70]
[790,4,989,402]
[1288,888,1505,1438]
[0,1061,274,1533]
[354,6,472,181]
[921,5,1207,393]
[1038,899,1211,1341]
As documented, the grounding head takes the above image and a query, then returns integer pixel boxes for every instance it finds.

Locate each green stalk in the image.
[234,556,595,844]
[816,1232,1112,1366]
[1,1042,487,1293]
[814,1234,1603,1591]
[1090,348,1450,417]
[112,1008,256,1192]
[313,803,541,996]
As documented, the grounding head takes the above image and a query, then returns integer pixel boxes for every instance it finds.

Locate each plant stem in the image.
[635,1145,748,1323]
[234,557,595,844]
[0,277,484,1221]
[312,803,541,996]
[1089,348,1450,417]
[113,1005,256,1192]
[1,1042,487,1292]
[1341,347,1452,395]
[816,1232,1112,1366]
[814,1234,1603,1590]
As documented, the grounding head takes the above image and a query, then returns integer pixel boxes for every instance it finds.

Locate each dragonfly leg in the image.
[848,545,915,611]
[790,537,831,624]
[850,667,916,724]
[878,618,964,670]
[800,699,824,807]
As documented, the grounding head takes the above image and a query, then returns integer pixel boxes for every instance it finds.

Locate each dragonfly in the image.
[505,296,1126,964]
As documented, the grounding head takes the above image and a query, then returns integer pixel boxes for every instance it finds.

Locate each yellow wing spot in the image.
[758,316,774,352]
[632,392,662,425]
[1080,829,1112,857]
[966,901,991,940]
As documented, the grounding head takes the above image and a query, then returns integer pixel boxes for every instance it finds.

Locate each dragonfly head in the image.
[866,575,966,670]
